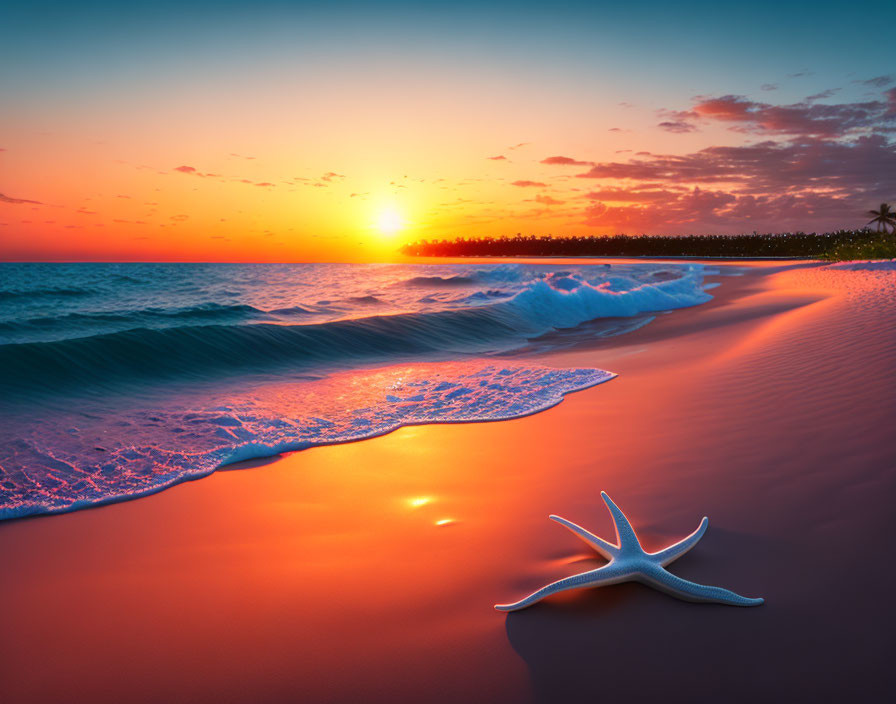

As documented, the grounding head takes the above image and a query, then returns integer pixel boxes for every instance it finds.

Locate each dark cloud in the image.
[761,84,778,91]
[805,88,839,101]
[576,134,896,232]
[861,75,894,87]
[511,180,548,187]
[585,187,684,203]
[583,187,870,233]
[577,134,896,192]
[0,192,42,205]
[689,93,893,138]
[540,156,591,166]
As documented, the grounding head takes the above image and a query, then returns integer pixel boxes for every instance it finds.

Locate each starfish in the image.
[495,492,764,611]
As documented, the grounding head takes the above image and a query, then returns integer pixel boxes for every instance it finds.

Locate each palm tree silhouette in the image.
[867,203,896,233]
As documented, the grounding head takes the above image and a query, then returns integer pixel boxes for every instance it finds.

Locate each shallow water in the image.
[0,262,714,519]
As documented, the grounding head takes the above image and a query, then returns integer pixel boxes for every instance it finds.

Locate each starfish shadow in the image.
[503,522,773,702]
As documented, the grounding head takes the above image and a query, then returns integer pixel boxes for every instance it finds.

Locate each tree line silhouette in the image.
[400,229,885,259]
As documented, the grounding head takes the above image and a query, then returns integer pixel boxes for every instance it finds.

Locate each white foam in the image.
[0,362,615,520]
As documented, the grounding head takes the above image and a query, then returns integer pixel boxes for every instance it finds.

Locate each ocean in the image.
[0,262,716,519]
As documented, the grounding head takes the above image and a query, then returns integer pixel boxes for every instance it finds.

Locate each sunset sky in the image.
[2,0,894,261]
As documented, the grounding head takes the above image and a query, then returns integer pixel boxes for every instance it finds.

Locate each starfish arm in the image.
[640,564,764,607]
[650,517,708,566]
[600,492,643,551]
[549,514,619,560]
[495,563,627,612]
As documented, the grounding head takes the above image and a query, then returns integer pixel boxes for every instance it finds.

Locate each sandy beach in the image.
[1,260,894,703]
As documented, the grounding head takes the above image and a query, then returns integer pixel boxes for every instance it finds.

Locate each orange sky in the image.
[1,2,893,261]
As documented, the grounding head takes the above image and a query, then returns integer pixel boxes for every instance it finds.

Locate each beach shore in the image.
[1,260,893,703]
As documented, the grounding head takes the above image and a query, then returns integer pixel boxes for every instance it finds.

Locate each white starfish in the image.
[495,492,764,611]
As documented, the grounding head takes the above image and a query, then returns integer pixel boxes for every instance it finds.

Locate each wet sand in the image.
[1,261,894,703]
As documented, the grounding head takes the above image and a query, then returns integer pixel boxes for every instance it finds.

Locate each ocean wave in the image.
[403,274,475,286]
[346,295,384,304]
[0,302,330,339]
[0,302,269,332]
[0,267,710,396]
[0,286,95,301]
[402,264,527,288]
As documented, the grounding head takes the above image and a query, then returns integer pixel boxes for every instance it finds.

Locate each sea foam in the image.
[0,362,614,520]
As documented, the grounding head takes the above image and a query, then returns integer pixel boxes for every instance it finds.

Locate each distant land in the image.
[401,230,896,261]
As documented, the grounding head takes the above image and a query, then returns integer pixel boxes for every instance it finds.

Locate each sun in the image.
[376,207,404,235]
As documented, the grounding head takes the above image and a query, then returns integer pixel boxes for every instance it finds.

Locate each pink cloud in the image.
[540,156,591,166]
[174,165,219,178]
[511,180,548,187]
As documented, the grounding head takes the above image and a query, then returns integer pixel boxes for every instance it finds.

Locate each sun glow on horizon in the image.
[376,207,405,236]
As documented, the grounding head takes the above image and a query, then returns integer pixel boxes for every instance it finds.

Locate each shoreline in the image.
[1,261,893,703]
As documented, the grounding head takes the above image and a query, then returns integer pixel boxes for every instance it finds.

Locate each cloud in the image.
[585,187,683,204]
[583,187,869,233]
[533,194,565,205]
[860,75,893,87]
[687,93,894,138]
[805,88,839,101]
[540,156,591,166]
[511,180,548,187]
[761,84,778,91]
[487,155,508,161]
[575,134,896,233]
[321,172,345,182]
[657,120,697,133]
[0,192,42,205]
[173,165,219,178]
[577,134,896,191]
